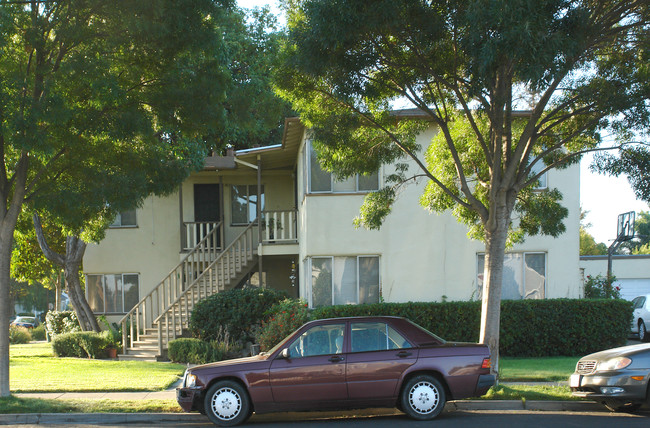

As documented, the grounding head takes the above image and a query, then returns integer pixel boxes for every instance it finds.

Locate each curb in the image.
[0,401,609,425]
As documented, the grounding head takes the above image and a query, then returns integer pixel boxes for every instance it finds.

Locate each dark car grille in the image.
[576,360,597,374]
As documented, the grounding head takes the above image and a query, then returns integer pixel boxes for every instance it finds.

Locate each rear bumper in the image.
[476,374,496,395]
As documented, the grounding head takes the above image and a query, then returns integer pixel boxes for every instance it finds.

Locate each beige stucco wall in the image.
[83,192,181,324]
[298,126,581,304]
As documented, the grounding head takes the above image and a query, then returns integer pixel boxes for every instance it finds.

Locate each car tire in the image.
[204,380,251,427]
[603,399,642,413]
[400,375,446,420]
[640,320,649,342]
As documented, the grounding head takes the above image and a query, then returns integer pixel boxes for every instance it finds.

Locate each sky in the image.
[236,0,649,245]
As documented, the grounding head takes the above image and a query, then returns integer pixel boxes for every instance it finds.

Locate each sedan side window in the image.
[633,297,645,310]
[351,322,412,353]
[286,324,345,358]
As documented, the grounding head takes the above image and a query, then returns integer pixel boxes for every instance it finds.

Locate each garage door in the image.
[616,278,650,301]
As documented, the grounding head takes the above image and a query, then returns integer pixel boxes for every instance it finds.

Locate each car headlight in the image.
[598,357,632,371]
[183,370,197,388]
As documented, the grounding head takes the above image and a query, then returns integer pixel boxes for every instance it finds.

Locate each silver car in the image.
[631,295,650,342]
[570,343,650,412]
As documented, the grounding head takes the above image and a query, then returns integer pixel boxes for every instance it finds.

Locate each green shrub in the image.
[189,287,288,344]
[9,326,32,344]
[258,299,311,351]
[168,337,240,365]
[310,299,632,357]
[52,332,112,359]
[45,311,81,339]
[31,324,47,341]
[584,274,621,299]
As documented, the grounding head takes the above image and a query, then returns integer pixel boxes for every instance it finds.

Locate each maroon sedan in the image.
[177,316,494,426]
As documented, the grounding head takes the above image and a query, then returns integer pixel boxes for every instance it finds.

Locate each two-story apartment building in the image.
[83,117,581,359]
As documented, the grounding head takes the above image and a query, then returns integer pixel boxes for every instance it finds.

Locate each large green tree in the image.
[0,0,230,397]
[277,0,649,372]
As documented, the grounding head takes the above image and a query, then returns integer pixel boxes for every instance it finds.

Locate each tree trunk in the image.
[64,236,99,332]
[479,191,515,378]
[0,235,12,397]
[32,215,99,332]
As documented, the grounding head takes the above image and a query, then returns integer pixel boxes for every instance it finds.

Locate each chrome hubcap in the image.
[210,387,242,420]
[408,381,439,414]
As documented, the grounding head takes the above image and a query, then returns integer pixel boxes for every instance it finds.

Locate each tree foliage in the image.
[277,0,649,372]
[211,6,295,150]
[0,0,233,397]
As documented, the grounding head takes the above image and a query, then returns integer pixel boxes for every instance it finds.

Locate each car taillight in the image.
[481,358,491,369]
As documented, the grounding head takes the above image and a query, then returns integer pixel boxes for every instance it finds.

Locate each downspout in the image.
[178,185,184,252]
[257,154,263,287]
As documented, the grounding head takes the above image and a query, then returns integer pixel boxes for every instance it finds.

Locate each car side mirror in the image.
[280,348,290,359]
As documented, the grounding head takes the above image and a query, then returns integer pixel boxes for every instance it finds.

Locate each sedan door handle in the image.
[396,351,412,358]
[328,355,345,363]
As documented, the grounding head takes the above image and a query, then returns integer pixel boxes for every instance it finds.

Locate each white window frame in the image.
[529,160,548,190]
[231,184,265,226]
[476,252,547,299]
[109,210,137,228]
[306,141,380,194]
[86,273,140,314]
[307,255,381,307]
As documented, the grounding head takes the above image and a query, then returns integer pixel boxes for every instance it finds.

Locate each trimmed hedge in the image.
[189,288,288,344]
[310,298,632,357]
[52,331,112,359]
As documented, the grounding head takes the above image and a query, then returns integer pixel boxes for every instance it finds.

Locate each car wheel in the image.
[603,399,642,413]
[204,381,251,427]
[640,320,649,342]
[400,375,446,420]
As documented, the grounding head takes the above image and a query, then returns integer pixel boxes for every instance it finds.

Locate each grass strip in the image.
[480,384,579,401]
[0,396,183,413]
[499,356,578,382]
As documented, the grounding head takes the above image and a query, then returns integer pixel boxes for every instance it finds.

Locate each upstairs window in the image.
[529,160,547,190]
[109,210,137,228]
[307,142,379,193]
[231,185,264,225]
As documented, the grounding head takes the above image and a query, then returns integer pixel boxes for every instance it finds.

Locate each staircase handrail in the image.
[152,222,256,354]
[154,222,256,324]
[119,221,222,350]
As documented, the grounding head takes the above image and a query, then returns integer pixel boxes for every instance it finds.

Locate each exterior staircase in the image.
[118,222,257,361]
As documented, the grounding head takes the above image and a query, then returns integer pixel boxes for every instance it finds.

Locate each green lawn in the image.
[500,356,579,382]
[10,342,185,393]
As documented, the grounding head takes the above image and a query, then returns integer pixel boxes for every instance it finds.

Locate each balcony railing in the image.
[261,210,297,243]
[182,221,223,251]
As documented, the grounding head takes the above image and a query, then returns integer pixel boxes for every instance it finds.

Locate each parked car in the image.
[570,343,650,412]
[177,316,495,426]
[10,316,38,329]
[631,294,650,342]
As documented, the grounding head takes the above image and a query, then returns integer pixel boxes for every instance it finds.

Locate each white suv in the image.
[631,294,650,342]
